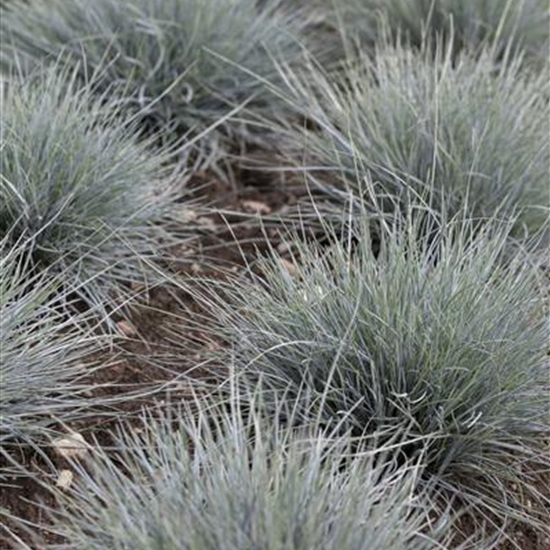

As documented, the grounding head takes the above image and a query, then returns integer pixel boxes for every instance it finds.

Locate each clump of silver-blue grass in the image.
[50,392,449,550]
[273,43,549,238]
[203,211,549,535]
[0,0,311,153]
[310,0,549,66]
[0,66,186,312]
[0,236,107,450]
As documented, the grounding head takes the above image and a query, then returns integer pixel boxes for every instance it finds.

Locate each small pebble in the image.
[197,217,217,231]
[53,432,89,460]
[55,469,74,490]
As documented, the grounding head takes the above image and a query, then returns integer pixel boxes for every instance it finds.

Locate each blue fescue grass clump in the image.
[0,236,106,448]
[274,43,549,238]
[313,0,549,64]
[203,211,549,530]
[0,67,184,311]
[0,0,310,151]
[50,394,448,550]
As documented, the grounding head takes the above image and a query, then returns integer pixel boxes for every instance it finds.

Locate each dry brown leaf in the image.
[116,320,136,337]
[241,200,271,214]
[279,257,298,277]
[53,432,89,459]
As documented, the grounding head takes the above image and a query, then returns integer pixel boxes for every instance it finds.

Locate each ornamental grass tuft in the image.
[273,43,549,238]
[50,393,449,550]
[202,211,549,532]
[0,66,184,311]
[0,0,311,151]
[0,236,106,449]
[312,0,549,65]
